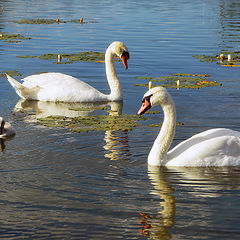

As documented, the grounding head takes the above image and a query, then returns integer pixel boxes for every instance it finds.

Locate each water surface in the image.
[0,0,240,239]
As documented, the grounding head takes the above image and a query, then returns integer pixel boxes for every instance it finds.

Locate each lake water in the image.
[0,0,240,239]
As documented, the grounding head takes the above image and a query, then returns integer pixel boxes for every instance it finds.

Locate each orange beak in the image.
[121,55,128,70]
[138,98,151,115]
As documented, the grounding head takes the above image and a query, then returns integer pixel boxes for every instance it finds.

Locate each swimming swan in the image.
[6,41,129,102]
[138,87,240,167]
[0,117,15,138]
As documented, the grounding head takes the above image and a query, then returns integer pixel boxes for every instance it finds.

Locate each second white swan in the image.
[138,86,240,167]
[6,41,129,102]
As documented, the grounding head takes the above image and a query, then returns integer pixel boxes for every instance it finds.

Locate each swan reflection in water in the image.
[13,99,123,119]
[140,166,240,239]
[13,99,131,161]
[140,166,176,239]
[103,103,131,161]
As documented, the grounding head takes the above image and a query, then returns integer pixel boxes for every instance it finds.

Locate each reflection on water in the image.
[104,130,131,161]
[14,99,131,162]
[13,99,123,119]
[218,1,240,50]
[141,166,240,239]
[0,138,5,151]
[140,166,176,240]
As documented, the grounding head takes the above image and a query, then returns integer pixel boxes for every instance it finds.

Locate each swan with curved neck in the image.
[138,87,240,167]
[0,117,15,138]
[6,41,129,102]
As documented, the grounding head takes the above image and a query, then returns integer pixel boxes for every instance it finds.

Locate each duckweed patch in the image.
[0,33,31,42]
[11,18,98,25]
[0,70,22,77]
[38,114,147,132]
[135,73,222,89]
[17,51,109,63]
[193,52,240,67]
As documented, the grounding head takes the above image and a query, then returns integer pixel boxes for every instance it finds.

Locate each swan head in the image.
[138,87,172,115]
[108,41,130,69]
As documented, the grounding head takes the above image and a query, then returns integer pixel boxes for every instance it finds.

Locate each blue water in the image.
[0,0,240,239]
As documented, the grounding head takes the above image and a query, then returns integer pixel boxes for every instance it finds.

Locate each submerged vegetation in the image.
[0,33,31,43]
[135,73,222,89]
[38,114,147,132]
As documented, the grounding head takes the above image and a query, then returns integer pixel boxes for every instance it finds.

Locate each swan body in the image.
[6,41,129,102]
[0,117,15,138]
[138,87,240,167]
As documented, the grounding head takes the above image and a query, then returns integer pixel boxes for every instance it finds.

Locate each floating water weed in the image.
[0,33,31,43]
[38,114,147,132]
[11,18,99,25]
[193,52,240,67]
[17,51,109,63]
[135,73,221,89]
[0,70,22,77]
[148,122,184,127]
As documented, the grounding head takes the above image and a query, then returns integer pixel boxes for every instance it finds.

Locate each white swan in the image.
[6,41,129,102]
[138,86,240,167]
[0,117,15,138]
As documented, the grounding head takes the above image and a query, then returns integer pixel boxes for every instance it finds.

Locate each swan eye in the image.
[121,50,129,59]
[142,94,152,103]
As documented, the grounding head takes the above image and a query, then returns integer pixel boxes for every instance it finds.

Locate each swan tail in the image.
[6,74,38,100]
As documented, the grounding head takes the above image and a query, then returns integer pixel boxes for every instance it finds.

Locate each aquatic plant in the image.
[148,122,184,127]
[0,33,31,43]
[17,51,108,63]
[38,114,147,132]
[17,51,122,64]
[11,18,98,25]
[0,70,22,77]
[193,52,240,67]
[135,73,222,89]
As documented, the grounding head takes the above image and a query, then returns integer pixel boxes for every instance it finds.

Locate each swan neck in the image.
[105,48,122,101]
[148,97,176,166]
